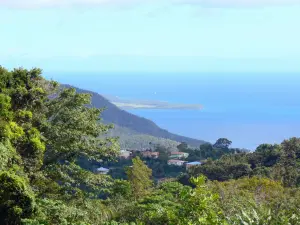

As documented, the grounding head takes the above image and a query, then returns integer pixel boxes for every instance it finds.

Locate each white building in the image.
[95,167,110,175]
[120,150,132,159]
[167,159,186,166]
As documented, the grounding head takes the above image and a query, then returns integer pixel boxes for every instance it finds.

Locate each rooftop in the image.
[186,162,202,165]
[96,167,110,172]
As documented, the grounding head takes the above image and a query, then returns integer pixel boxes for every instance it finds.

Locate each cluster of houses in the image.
[167,152,202,169]
[95,149,202,174]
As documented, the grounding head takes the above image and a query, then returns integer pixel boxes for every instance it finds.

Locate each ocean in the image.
[45,72,300,150]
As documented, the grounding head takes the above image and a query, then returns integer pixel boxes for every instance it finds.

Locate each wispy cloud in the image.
[0,0,110,8]
[178,0,300,7]
[0,0,138,8]
[1,0,300,8]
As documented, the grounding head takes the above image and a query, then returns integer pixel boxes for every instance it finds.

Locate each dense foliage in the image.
[1,67,300,224]
[0,67,119,224]
[189,139,300,187]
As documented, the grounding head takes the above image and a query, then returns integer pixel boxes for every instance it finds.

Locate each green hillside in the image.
[108,125,180,150]
[70,85,207,147]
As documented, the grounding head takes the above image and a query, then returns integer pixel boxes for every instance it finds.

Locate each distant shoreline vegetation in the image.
[112,102,203,110]
[104,95,203,110]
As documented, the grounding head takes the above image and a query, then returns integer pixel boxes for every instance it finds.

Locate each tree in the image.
[38,87,119,198]
[200,143,213,159]
[156,145,169,161]
[177,176,226,225]
[251,144,282,168]
[280,138,300,187]
[213,138,232,149]
[126,157,153,200]
[177,142,188,151]
[0,142,20,171]
[43,88,119,166]
[0,67,53,174]
[111,179,132,199]
[0,67,120,224]
[0,172,36,225]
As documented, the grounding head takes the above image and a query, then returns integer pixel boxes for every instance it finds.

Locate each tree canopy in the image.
[213,138,232,149]
[0,67,119,223]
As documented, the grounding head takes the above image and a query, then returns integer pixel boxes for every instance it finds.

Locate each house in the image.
[186,161,202,170]
[120,150,132,159]
[167,159,186,166]
[142,151,159,159]
[169,152,189,159]
[95,167,110,175]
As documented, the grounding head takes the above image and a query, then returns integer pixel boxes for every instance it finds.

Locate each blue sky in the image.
[1,0,300,73]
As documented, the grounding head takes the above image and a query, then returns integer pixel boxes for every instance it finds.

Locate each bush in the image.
[0,171,36,224]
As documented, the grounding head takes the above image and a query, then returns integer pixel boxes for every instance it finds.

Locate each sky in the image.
[1,0,300,72]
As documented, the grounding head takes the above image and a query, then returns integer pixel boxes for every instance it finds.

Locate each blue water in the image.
[45,72,300,150]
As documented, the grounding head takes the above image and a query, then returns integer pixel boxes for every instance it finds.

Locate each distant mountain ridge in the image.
[68,85,207,147]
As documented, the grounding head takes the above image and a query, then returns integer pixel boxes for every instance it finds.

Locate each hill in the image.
[107,125,180,150]
[71,86,207,147]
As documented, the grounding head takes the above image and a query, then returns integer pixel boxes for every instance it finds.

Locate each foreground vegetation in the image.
[1,67,300,224]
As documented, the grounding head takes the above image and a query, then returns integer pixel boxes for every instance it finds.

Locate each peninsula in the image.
[104,95,203,110]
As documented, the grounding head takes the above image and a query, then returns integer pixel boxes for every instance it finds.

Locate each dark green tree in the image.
[126,157,153,200]
[156,145,169,161]
[200,143,213,159]
[0,172,36,225]
[111,179,132,199]
[177,142,188,151]
[213,138,232,149]
[280,138,300,187]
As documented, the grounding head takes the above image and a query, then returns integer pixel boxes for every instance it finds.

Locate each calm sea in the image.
[45,72,300,150]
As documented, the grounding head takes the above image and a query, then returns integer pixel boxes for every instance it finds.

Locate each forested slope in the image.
[71,86,207,147]
[107,125,180,150]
